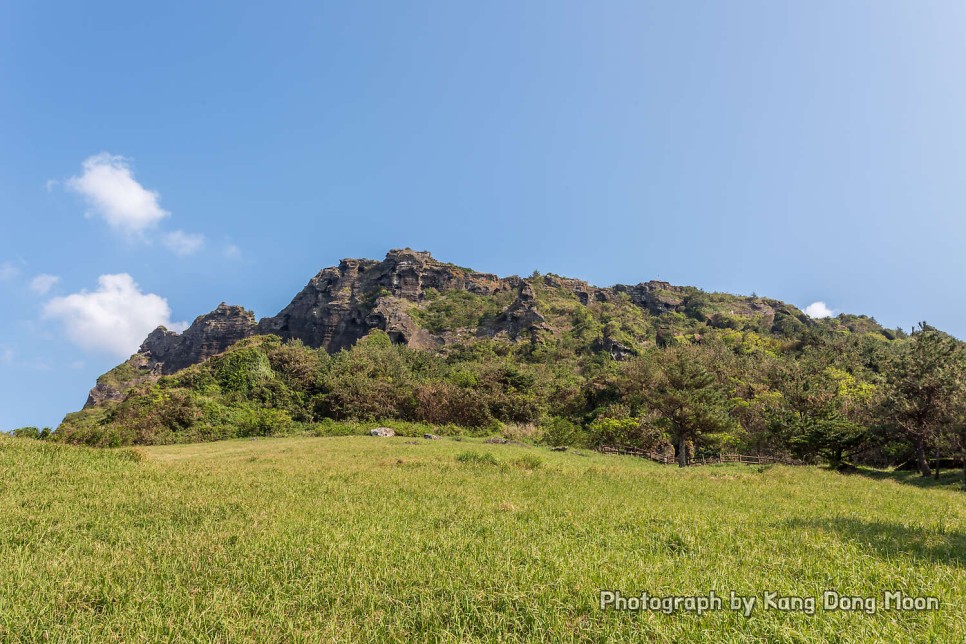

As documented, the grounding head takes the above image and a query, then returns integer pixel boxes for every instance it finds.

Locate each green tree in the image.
[10,426,50,440]
[880,323,966,477]
[769,362,875,468]
[645,346,738,467]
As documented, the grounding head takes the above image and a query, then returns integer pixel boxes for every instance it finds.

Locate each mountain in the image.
[83,247,857,402]
[57,248,899,449]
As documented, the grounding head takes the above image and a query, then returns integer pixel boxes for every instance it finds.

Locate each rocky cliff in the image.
[257,249,503,350]
[141,303,257,374]
[82,303,256,408]
[81,248,822,409]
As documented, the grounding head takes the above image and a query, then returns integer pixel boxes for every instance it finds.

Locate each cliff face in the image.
[142,303,258,375]
[81,304,257,408]
[256,249,548,350]
[80,248,818,409]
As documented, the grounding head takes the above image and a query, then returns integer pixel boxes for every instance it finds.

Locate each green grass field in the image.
[0,435,963,642]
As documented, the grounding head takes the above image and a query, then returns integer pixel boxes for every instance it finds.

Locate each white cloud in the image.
[43,274,187,358]
[162,230,205,256]
[0,262,19,281]
[223,243,242,260]
[0,346,13,364]
[29,274,60,295]
[804,301,835,319]
[66,153,169,236]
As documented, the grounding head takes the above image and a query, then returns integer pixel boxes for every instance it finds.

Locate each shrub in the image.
[213,348,274,395]
[234,407,295,437]
[456,450,500,466]
[10,426,50,440]
[268,340,326,391]
[540,417,586,447]
[588,416,670,453]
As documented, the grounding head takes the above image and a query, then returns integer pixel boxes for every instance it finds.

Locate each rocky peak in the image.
[257,249,508,351]
[81,303,257,408]
[613,281,689,314]
[541,274,597,305]
[141,303,257,374]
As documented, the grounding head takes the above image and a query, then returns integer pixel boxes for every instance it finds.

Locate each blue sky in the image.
[2,1,965,430]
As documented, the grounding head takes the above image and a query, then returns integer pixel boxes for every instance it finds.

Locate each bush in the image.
[268,340,326,391]
[411,291,506,332]
[214,348,274,395]
[10,426,50,440]
[234,407,295,437]
[588,416,670,453]
[456,450,500,466]
[540,417,586,447]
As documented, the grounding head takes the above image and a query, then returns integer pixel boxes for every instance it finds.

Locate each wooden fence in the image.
[597,445,797,466]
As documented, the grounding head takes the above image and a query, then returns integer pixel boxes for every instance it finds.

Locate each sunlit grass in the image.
[0,435,962,641]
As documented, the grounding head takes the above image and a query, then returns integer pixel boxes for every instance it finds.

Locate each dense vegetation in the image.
[0,435,962,641]
[51,276,966,484]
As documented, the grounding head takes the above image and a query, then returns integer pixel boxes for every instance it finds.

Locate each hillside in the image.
[0,434,961,641]
[54,248,963,480]
[80,247,883,407]
[80,249,895,386]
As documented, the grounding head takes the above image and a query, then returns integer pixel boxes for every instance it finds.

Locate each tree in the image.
[880,323,966,477]
[10,426,50,440]
[645,346,738,467]
[768,362,875,468]
[586,415,669,454]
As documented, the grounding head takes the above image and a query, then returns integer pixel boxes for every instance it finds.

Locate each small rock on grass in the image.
[370,427,395,437]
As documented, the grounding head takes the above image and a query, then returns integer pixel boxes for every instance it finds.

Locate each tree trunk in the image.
[962,454,965,491]
[677,435,688,468]
[934,445,941,480]
[830,447,843,469]
[915,438,931,477]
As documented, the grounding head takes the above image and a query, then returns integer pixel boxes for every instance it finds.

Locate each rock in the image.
[82,353,161,408]
[485,437,509,444]
[542,274,598,305]
[423,433,440,440]
[483,279,549,342]
[83,384,124,409]
[370,427,395,437]
[258,249,503,352]
[551,446,568,452]
[80,303,258,408]
[593,335,637,361]
[613,281,688,314]
[141,303,257,375]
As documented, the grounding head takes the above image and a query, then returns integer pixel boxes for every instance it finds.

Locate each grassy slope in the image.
[0,436,962,642]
